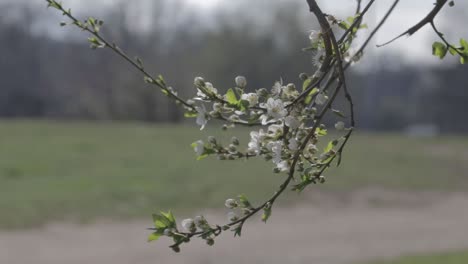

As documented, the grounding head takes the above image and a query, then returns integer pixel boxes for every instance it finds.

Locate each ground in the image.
[1,121,467,263]
[1,190,468,264]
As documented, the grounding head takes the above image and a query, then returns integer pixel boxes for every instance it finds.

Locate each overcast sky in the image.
[3,0,467,67]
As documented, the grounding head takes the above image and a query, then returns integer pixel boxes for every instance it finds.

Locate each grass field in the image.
[362,250,468,264]
[0,120,467,229]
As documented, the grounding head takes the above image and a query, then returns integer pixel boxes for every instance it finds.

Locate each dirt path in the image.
[2,191,468,264]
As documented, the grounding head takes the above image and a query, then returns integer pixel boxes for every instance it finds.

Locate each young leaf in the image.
[225,88,238,105]
[432,42,447,59]
[148,232,162,242]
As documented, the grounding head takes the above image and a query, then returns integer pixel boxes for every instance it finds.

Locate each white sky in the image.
[3,0,467,66]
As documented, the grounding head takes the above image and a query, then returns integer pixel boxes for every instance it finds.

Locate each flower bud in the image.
[235,76,247,88]
[231,137,240,146]
[257,88,268,98]
[163,228,172,237]
[208,136,217,145]
[335,121,345,131]
[194,77,205,87]
[206,238,215,246]
[299,73,309,81]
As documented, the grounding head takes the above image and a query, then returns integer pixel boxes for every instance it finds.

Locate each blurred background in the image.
[0,0,467,264]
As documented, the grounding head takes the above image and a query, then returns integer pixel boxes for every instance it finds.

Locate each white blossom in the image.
[288,138,299,151]
[227,212,238,222]
[303,143,318,158]
[225,198,238,209]
[312,48,325,68]
[335,121,345,131]
[260,98,287,125]
[248,129,266,154]
[309,30,321,45]
[194,77,205,87]
[271,81,282,96]
[197,82,218,98]
[267,140,283,164]
[194,216,206,227]
[315,92,328,105]
[267,124,284,137]
[196,105,208,130]
[181,218,195,232]
[285,116,300,129]
[193,140,205,156]
[282,83,299,99]
[235,76,247,88]
[163,228,172,236]
[241,93,259,107]
[277,160,290,172]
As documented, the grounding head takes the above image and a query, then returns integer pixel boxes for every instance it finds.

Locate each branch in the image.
[377,0,448,47]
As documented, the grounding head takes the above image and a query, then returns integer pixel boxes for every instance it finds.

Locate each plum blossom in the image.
[193,140,205,156]
[309,30,321,45]
[241,93,259,107]
[303,143,318,158]
[271,81,283,96]
[315,92,328,105]
[288,138,298,151]
[260,98,287,125]
[335,121,345,131]
[285,115,300,129]
[248,129,266,154]
[225,199,238,209]
[267,124,284,138]
[181,218,195,232]
[227,212,238,222]
[312,48,325,68]
[267,140,283,164]
[196,104,208,130]
[277,160,290,172]
[235,76,247,88]
[197,82,218,98]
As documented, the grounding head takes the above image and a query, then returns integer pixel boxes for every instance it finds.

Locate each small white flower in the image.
[282,83,299,99]
[309,30,321,45]
[285,116,300,129]
[241,93,259,107]
[267,124,284,138]
[335,121,345,131]
[248,129,266,154]
[197,82,218,98]
[194,77,205,87]
[260,98,287,125]
[303,143,318,158]
[267,141,283,165]
[312,48,325,68]
[235,76,247,88]
[288,138,298,151]
[225,198,238,209]
[315,92,328,105]
[277,160,290,172]
[181,218,195,232]
[194,216,206,227]
[196,105,208,130]
[271,81,282,96]
[193,140,205,156]
[227,212,238,222]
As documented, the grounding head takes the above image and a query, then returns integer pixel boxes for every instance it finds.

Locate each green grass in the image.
[0,120,467,229]
[362,250,468,264]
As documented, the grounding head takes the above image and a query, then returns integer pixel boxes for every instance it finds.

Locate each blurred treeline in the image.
[0,0,467,132]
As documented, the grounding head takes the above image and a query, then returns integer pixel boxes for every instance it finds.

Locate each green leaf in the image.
[161,211,176,226]
[305,88,319,105]
[184,112,198,118]
[302,78,312,91]
[449,47,458,56]
[226,88,238,105]
[324,140,337,153]
[238,100,250,111]
[148,232,162,242]
[238,194,252,209]
[316,128,328,136]
[152,214,170,229]
[432,42,447,59]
